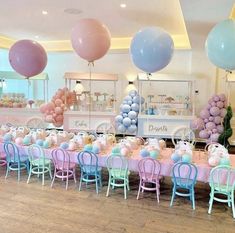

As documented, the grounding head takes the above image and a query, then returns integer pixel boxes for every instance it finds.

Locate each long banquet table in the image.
[1,142,235,183]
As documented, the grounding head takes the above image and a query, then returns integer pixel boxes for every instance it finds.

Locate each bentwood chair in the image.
[137,157,161,202]
[77,151,102,194]
[27,144,52,185]
[170,162,198,209]
[208,165,235,218]
[51,148,77,190]
[4,142,29,181]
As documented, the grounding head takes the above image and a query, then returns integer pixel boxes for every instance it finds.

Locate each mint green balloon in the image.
[205,19,235,70]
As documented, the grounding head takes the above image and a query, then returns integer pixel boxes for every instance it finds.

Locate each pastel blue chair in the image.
[4,142,29,181]
[170,162,198,209]
[106,154,130,199]
[77,151,102,194]
[27,144,52,185]
[208,165,235,218]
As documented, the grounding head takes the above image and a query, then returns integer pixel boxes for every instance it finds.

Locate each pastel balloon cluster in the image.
[171,141,193,163]
[207,143,230,167]
[115,90,145,134]
[40,87,75,127]
[193,94,227,142]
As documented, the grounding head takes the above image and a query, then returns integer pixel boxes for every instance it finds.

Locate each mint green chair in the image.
[208,165,235,218]
[106,154,130,199]
[27,144,52,185]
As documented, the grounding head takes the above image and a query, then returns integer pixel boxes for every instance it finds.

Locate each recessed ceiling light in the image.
[42,10,48,15]
[120,3,126,8]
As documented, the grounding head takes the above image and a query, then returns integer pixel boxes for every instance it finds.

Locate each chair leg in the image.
[65,170,69,190]
[142,182,145,192]
[124,180,127,200]
[51,169,56,188]
[191,188,195,210]
[228,194,231,207]
[5,164,10,179]
[156,183,160,203]
[49,164,52,179]
[95,175,99,194]
[42,168,45,186]
[127,178,130,191]
[112,179,115,189]
[208,190,214,214]
[170,186,176,207]
[99,172,102,187]
[73,168,77,184]
[137,180,142,200]
[231,190,235,218]
[27,166,32,184]
[106,176,111,197]
[78,172,83,191]
[17,163,20,182]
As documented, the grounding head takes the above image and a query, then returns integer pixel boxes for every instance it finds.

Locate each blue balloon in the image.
[131,119,137,125]
[130,27,174,73]
[124,95,132,102]
[92,145,100,154]
[128,111,137,120]
[206,19,235,70]
[115,115,123,123]
[219,157,230,166]
[3,133,12,142]
[150,150,159,159]
[121,104,131,113]
[43,140,50,149]
[123,117,132,127]
[127,124,137,134]
[129,90,137,97]
[118,124,126,133]
[112,146,121,155]
[36,139,44,147]
[122,113,128,118]
[127,100,133,105]
[171,153,181,163]
[84,144,93,152]
[23,136,31,146]
[131,103,139,112]
[182,154,192,163]
[133,95,145,105]
[60,142,69,150]
[140,149,150,158]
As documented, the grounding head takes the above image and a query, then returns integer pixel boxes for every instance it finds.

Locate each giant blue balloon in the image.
[205,19,235,70]
[130,27,174,73]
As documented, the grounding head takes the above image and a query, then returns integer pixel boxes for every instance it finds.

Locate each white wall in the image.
[0,47,217,115]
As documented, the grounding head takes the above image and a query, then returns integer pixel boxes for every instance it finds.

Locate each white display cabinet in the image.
[63,72,117,133]
[137,73,195,138]
[0,71,49,128]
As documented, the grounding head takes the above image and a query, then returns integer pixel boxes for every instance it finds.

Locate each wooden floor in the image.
[0,169,234,233]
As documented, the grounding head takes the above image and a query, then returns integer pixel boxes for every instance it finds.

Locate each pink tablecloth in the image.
[1,143,235,183]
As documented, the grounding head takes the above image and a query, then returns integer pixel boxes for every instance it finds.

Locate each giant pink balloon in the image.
[9,40,47,78]
[71,18,111,62]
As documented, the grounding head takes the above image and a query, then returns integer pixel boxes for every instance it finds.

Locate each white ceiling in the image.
[0,0,234,49]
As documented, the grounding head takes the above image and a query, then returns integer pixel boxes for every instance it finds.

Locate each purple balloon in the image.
[207,104,212,110]
[213,95,220,102]
[210,133,220,142]
[220,108,227,117]
[210,106,220,116]
[209,116,214,122]
[216,101,224,109]
[217,125,224,133]
[208,98,214,104]
[219,94,226,101]
[199,130,209,139]
[214,116,222,125]
[204,118,209,123]
[212,128,218,133]
[190,118,205,130]
[206,122,216,130]
[211,101,216,107]
[200,109,210,119]
[9,40,47,78]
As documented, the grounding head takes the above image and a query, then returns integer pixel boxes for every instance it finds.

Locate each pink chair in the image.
[51,148,77,190]
[0,152,7,168]
[137,157,161,203]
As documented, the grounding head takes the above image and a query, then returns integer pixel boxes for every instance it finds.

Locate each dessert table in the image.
[0,142,235,183]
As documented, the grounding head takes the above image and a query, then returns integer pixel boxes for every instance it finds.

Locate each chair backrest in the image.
[51,148,71,170]
[172,162,198,187]
[77,151,98,173]
[209,165,235,192]
[4,142,20,163]
[138,157,161,181]
[28,144,45,163]
[106,154,128,175]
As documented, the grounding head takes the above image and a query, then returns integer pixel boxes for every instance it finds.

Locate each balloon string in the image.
[88,62,94,132]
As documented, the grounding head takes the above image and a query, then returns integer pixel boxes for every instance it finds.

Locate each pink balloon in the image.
[9,40,47,78]
[204,118,209,123]
[208,98,214,104]
[190,118,205,130]
[39,103,47,113]
[208,157,220,167]
[55,99,63,107]
[206,122,216,130]
[217,125,224,133]
[219,94,226,101]
[211,101,216,107]
[55,106,63,115]
[209,116,214,122]
[214,116,222,125]
[199,130,209,139]
[213,95,220,102]
[200,109,210,119]
[55,114,63,122]
[216,101,224,109]
[46,102,55,111]
[206,104,212,110]
[54,121,63,127]
[210,106,220,116]
[220,108,227,117]
[45,115,54,123]
[71,18,111,62]
[212,128,218,133]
